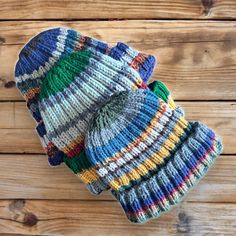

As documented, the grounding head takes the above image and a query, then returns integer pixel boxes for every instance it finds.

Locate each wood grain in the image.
[0,101,234,154]
[0,0,236,20]
[0,3,235,234]
[0,154,235,202]
[1,20,235,100]
[0,200,235,235]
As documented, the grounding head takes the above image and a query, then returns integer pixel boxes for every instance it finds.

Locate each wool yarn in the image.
[14,28,223,223]
[63,80,178,194]
[38,50,145,159]
[84,89,223,223]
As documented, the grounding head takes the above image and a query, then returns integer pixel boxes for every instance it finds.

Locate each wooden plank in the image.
[0,0,236,20]
[0,102,34,129]
[0,154,235,202]
[0,129,42,154]
[2,21,236,46]
[1,20,236,100]
[0,154,110,200]
[0,101,234,154]
[14,103,34,129]
[0,200,235,235]
[0,102,14,128]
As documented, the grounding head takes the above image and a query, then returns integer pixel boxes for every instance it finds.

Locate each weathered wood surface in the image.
[0,154,235,202]
[0,200,235,235]
[1,21,236,100]
[0,1,236,234]
[0,101,234,153]
[0,0,236,20]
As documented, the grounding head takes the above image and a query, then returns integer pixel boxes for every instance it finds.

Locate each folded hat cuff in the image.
[111,122,223,223]
[110,42,156,83]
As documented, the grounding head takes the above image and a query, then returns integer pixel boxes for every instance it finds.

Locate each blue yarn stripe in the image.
[16,28,60,76]
[64,29,77,54]
[138,56,156,83]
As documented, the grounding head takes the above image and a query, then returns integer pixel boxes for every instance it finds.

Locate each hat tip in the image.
[15,27,65,81]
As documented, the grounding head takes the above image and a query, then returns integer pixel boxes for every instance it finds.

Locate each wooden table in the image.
[0,1,236,235]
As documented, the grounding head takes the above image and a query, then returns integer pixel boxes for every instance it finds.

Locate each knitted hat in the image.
[15,27,155,165]
[14,27,180,197]
[64,80,179,194]
[38,50,146,157]
[14,27,161,195]
[84,89,223,223]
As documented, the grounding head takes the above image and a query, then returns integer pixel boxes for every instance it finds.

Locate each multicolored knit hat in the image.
[34,50,177,195]
[84,89,223,223]
[38,50,145,158]
[14,28,223,223]
[15,27,156,166]
[15,27,177,195]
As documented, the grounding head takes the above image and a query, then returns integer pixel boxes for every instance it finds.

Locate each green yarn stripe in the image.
[63,150,93,174]
[39,50,92,100]
[148,81,170,103]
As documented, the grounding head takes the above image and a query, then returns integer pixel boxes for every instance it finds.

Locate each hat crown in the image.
[85,89,163,164]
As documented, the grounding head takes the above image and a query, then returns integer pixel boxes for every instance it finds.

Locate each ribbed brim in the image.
[111,122,223,223]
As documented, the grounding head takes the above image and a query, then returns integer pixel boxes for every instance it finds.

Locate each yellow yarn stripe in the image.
[78,168,99,183]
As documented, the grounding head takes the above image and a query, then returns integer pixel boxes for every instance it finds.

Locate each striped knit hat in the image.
[38,50,145,159]
[15,27,169,194]
[64,80,178,194]
[15,27,180,196]
[84,89,223,223]
[15,27,156,166]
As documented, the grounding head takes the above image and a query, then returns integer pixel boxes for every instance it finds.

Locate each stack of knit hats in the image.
[15,27,223,223]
